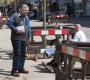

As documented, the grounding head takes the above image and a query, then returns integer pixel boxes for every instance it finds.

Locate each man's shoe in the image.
[11,72,19,77]
[18,70,29,74]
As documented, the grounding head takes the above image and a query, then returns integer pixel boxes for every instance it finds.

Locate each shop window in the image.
[75,2,83,16]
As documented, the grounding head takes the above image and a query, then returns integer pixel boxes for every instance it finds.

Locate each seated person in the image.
[68,24,87,42]
[42,36,64,71]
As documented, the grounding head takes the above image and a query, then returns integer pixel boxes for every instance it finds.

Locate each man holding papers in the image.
[7,4,31,77]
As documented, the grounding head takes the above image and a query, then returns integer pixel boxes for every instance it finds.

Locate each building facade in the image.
[17,0,90,16]
[85,0,90,16]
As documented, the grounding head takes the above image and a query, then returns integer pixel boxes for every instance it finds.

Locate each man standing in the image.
[7,4,31,77]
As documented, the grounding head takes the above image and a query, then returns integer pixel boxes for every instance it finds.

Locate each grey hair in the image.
[76,24,81,28]
[20,4,29,9]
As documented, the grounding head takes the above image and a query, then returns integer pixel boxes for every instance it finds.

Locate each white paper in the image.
[16,26,25,32]
[40,49,46,53]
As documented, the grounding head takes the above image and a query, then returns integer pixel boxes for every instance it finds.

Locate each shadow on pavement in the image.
[33,64,53,73]
[0,69,10,76]
[0,50,13,60]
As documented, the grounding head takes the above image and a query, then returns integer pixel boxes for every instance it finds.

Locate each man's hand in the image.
[68,34,72,41]
[16,30,25,34]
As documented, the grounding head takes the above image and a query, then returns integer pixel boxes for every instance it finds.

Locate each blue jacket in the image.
[7,13,31,41]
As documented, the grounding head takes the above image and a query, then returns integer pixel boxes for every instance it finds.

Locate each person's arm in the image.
[7,15,18,32]
[69,32,80,42]
[27,20,32,38]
